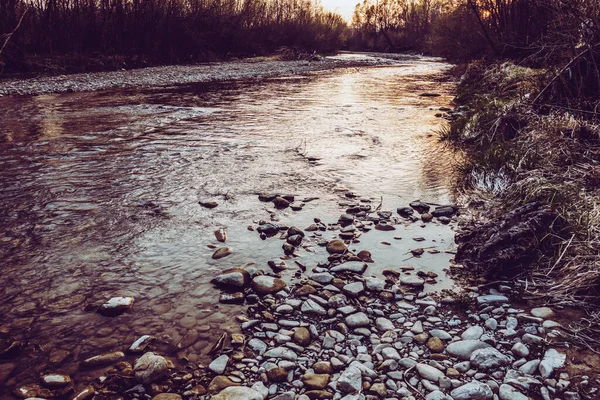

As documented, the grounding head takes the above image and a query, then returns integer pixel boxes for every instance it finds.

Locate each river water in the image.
[0,55,457,393]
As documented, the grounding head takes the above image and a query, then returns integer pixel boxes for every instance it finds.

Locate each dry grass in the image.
[449,62,600,307]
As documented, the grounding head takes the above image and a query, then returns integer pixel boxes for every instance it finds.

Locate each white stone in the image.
[461,326,484,340]
[212,386,264,400]
[376,317,394,331]
[451,381,494,400]
[209,355,229,374]
[470,348,512,371]
[134,352,169,384]
[337,365,362,393]
[446,340,491,360]
[416,363,444,382]
[263,347,298,361]
[499,383,529,400]
[345,312,370,328]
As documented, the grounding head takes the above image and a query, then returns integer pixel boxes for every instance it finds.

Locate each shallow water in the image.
[0,55,457,393]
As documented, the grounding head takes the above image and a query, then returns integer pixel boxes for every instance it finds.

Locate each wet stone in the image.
[97,296,134,316]
[41,373,71,388]
[219,292,245,304]
[134,352,169,383]
[81,351,125,368]
[212,386,263,400]
[199,200,219,208]
[212,247,233,259]
[252,275,286,295]
[326,239,347,254]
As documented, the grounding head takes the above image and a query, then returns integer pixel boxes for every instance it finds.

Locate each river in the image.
[0,54,457,395]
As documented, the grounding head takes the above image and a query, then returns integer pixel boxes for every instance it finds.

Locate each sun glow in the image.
[320,0,358,22]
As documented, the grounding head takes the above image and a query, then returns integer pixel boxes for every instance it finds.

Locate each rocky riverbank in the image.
[0,55,401,97]
[7,195,597,400]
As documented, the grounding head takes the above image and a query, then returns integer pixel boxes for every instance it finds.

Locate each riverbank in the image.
[0,53,416,97]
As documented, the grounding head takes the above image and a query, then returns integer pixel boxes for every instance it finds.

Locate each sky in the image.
[320,0,358,22]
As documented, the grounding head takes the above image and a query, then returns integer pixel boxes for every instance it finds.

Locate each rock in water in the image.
[41,373,71,388]
[214,228,227,242]
[212,386,264,400]
[273,196,290,209]
[97,296,134,316]
[199,200,219,208]
[211,268,250,289]
[81,351,125,368]
[134,352,169,383]
[252,276,286,295]
[212,247,233,259]
[326,239,347,254]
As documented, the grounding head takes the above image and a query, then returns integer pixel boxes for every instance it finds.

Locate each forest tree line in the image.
[0,0,346,72]
[0,0,599,74]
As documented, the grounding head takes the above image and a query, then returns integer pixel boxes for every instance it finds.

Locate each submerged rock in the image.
[81,351,125,368]
[134,352,169,383]
[212,247,233,259]
[97,296,134,316]
[326,239,347,254]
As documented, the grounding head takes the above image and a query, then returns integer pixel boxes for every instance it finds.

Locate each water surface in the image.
[0,55,457,392]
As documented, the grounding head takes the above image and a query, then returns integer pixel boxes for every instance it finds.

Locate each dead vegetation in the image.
[447,61,600,309]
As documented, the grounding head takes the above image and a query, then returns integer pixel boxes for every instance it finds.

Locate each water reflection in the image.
[0,58,457,393]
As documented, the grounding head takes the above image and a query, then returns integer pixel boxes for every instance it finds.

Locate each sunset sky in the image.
[321,0,358,22]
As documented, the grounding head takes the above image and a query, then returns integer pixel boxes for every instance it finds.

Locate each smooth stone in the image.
[209,355,229,374]
[129,335,154,353]
[345,312,370,328]
[152,395,183,400]
[337,365,362,393]
[531,307,555,319]
[470,348,512,371]
[264,347,298,361]
[212,247,233,259]
[81,351,125,368]
[451,381,494,400]
[342,282,364,297]
[376,317,394,331]
[41,373,71,388]
[461,326,484,340]
[301,373,331,389]
[211,269,250,289]
[97,296,134,316]
[416,363,444,382]
[212,386,264,400]
[426,337,445,353]
[400,275,424,287]
[326,240,347,254]
[301,299,327,315]
[134,352,169,383]
[477,295,509,305]
[252,276,286,295]
[429,329,452,340]
[446,340,491,360]
[293,327,311,346]
[247,339,268,356]
[331,262,367,274]
[511,343,529,358]
[208,376,241,392]
[364,277,385,291]
[539,348,566,378]
[499,384,529,400]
